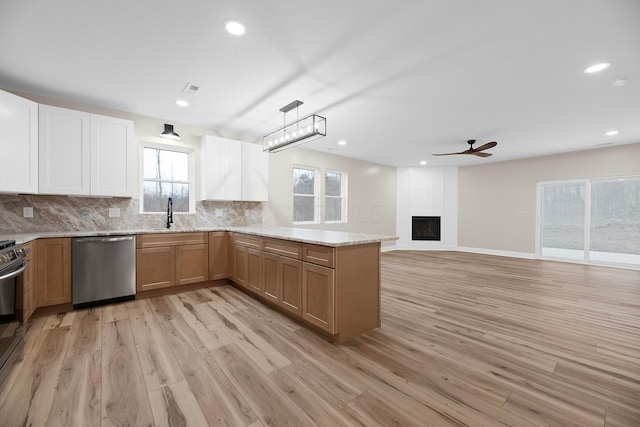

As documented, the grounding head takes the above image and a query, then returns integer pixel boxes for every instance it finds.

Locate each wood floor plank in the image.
[2,250,639,426]
[101,319,154,427]
[47,350,101,427]
[206,344,315,426]
[207,302,291,374]
[163,315,258,426]
[67,307,102,356]
[0,326,71,427]
[148,380,209,427]
[269,366,368,426]
[43,310,77,329]
[128,306,185,392]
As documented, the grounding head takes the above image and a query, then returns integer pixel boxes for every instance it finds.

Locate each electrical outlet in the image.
[108,208,121,218]
[215,208,223,217]
[23,207,33,218]
[244,209,250,217]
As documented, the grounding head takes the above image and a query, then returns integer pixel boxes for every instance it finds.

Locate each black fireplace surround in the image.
[412,216,441,241]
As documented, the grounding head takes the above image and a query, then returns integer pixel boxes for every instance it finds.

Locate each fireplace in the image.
[412,216,441,241]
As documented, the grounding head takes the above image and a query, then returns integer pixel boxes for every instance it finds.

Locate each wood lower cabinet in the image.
[20,241,36,321]
[233,244,248,287]
[35,238,72,307]
[246,248,263,294]
[231,233,263,294]
[302,262,335,333]
[227,233,382,344]
[136,233,208,293]
[136,246,175,291]
[263,252,302,315]
[208,231,228,280]
[176,244,208,285]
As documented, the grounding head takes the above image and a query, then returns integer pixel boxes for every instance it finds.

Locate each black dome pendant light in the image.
[160,123,180,140]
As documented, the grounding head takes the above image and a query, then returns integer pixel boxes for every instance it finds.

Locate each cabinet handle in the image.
[74,236,135,244]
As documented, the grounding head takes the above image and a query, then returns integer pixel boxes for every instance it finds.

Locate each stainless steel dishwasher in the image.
[72,235,136,308]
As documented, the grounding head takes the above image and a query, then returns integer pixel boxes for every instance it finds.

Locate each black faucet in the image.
[166,197,173,228]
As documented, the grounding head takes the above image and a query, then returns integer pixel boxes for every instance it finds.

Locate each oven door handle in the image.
[0,263,27,281]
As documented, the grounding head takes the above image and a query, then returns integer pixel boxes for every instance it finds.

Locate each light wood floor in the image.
[1,251,639,426]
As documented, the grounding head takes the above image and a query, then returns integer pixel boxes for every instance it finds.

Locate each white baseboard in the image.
[383,244,535,260]
[452,246,535,259]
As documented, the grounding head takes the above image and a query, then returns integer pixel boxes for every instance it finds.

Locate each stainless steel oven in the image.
[0,240,29,386]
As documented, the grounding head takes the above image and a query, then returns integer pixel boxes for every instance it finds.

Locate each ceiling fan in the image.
[432,140,497,157]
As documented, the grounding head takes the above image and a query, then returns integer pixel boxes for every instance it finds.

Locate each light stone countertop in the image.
[0,226,398,247]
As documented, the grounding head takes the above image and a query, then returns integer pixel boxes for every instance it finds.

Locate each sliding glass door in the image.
[538,176,640,267]
[589,177,640,265]
[540,182,586,260]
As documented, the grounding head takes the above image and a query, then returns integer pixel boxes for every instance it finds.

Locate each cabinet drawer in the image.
[264,238,302,259]
[138,232,206,248]
[233,233,263,249]
[302,244,335,268]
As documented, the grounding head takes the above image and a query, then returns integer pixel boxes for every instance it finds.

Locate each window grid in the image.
[325,170,347,223]
[142,145,193,214]
[293,165,319,224]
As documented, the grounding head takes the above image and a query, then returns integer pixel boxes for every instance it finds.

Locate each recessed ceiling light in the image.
[611,77,629,87]
[225,20,245,36]
[420,160,427,165]
[176,99,189,107]
[606,130,619,136]
[584,62,611,74]
[338,140,347,146]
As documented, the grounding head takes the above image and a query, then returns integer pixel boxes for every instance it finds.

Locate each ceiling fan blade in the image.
[432,150,469,156]
[471,151,492,157]
[471,141,497,152]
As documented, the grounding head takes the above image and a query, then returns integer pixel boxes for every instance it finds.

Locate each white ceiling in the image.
[1,0,639,167]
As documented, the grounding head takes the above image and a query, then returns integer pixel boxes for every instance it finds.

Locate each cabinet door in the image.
[136,247,175,291]
[176,244,209,286]
[36,238,72,307]
[0,90,38,194]
[241,142,269,201]
[246,248,263,294]
[21,241,36,321]
[281,257,302,315]
[263,253,280,303]
[208,231,228,280]
[201,135,242,200]
[90,114,133,197]
[39,104,91,195]
[233,244,248,287]
[302,263,335,333]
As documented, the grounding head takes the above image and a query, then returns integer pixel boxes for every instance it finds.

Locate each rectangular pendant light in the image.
[262,100,327,152]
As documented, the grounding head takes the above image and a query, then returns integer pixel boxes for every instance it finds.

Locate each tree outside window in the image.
[142,146,192,213]
[293,166,318,223]
[325,170,347,223]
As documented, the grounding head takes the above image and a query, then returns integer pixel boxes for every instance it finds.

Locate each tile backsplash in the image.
[0,194,262,233]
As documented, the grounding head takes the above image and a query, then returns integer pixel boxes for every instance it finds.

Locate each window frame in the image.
[140,142,195,214]
[292,164,320,224]
[324,169,348,224]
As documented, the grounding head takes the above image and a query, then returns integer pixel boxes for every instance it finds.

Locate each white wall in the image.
[458,143,640,256]
[396,166,458,249]
[262,146,397,243]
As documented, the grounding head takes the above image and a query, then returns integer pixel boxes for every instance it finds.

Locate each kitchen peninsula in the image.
[5,227,397,344]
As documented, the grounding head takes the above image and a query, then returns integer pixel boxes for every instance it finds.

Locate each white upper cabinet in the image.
[0,90,38,194]
[242,141,269,202]
[201,135,268,201]
[39,105,91,195]
[39,104,134,197]
[90,114,134,197]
